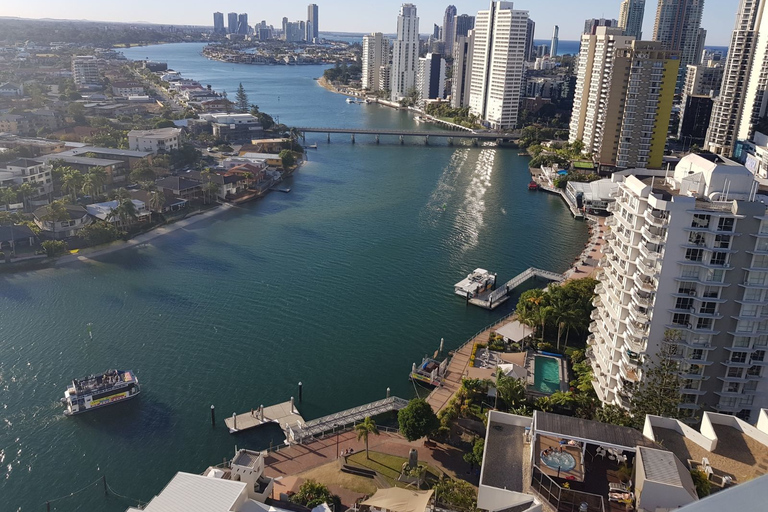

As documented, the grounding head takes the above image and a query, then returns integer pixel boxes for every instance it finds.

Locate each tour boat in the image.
[454,268,496,298]
[528,180,540,190]
[62,369,140,416]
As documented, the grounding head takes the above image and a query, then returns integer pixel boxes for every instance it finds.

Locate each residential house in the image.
[0,114,29,135]
[129,189,188,214]
[155,176,202,200]
[199,113,263,143]
[86,199,151,228]
[188,170,246,200]
[0,225,37,254]
[245,138,289,154]
[33,204,91,239]
[127,127,182,154]
[52,146,154,170]
[235,153,283,168]
[0,82,23,96]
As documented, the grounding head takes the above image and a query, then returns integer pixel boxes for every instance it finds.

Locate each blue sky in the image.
[0,0,739,45]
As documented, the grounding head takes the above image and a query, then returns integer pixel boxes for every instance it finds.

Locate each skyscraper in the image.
[583,18,619,35]
[307,4,319,42]
[417,53,446,102]
[362,33,389,92]
[442,5,458,57]
[618,0,645,39]
[706,0,768,156]
[391,3,420,102]
[569,29,678,169]
[550,25,559,57]
[213,12,225,34]
[238,13,249,35]
[652,0,705,90]
[468,1,529,130]
[451,31,474,107]
[454,14,475,39]
[516,18,532,62]
[227,12,238,34]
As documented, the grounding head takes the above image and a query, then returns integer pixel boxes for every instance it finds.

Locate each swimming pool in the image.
[533,356,561,394]
[541,450,577,471]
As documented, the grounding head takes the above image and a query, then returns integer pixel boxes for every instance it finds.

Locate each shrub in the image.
[690,469,711,498]
[42,240,67,257]
[78,222,121,246]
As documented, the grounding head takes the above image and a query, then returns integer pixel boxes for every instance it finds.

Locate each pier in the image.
[225,400,304,434]
[466,267,565,310]
[290,396,409,444]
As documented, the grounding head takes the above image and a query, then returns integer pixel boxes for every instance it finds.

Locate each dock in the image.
[224,400,304,434]
[466,267,565,309]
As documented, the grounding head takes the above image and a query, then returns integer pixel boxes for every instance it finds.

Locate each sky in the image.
[0,0,740,45]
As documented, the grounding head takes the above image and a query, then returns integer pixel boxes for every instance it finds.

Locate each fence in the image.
[530,467,605,512]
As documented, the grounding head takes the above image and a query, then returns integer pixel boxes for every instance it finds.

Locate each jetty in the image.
[465,267,565,310]
[225,399,304,434]
[290,396,409,444]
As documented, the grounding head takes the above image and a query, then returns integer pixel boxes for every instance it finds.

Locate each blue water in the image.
[0,42,589,511]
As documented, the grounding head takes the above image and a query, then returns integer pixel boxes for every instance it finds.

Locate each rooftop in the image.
[156,176,202,191]
[482,419,526,492]
[534,411,659,451]
[139,472,245,512]
[33,204,88,220]
[638,446,696,497]
[127,127,182,138]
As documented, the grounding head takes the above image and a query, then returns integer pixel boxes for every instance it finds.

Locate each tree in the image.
[495,368,527,410]
[690,469,711,498]
[129,161,157,184]
[148,188,165,214]
[594,404,633,427]
[107,198,138,229]
[398,398,439,441]
[290,480,341,510]
[235,83,249,113]
[78,221,121,246]
[462,437,484,467]
[433,478,478,511]
[222,91,232,113]
[628,330,686,428]
[17,182,38,211]
[61,169,85,202]
[0,187,17,210]
[279,149,295,169]
[42,240,68,257]
[354,416,380,459]
[40,200,70,240]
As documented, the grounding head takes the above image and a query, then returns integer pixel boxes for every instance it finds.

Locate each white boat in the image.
[454,268,497,298]
[62,369,140,415]
[346,97,355,104]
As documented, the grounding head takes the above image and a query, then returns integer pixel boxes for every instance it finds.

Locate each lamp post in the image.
[334,423,340,459]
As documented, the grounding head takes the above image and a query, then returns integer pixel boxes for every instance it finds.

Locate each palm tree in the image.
[354,416,379,459]
[61,169,84,202]
[243,172,254,188]
[109,187,131,201]
[87,166,108,196]
[148,188,165,214]
[204,181,220,203]
[107,198,138,229]
[0,187,17,211]
[40,200,70,240]
[17,183,37,212]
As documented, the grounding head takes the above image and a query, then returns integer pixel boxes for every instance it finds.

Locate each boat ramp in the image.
[461,267,565,310]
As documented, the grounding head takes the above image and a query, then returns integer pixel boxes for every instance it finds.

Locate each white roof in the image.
[495,321,529,343]
[638,447,697,498]
[676,473,768,511]
[498,363,528,381]
[567,179,618,202]
[86,199,146,221]
[127,127,181,139]
[673,153,754,198]
[140,472,245,512]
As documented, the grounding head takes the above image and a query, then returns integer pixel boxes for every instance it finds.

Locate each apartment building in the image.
[390,3,420,102]
[590,153,768,422]
[71,55,100,89]
[652,0,705,91]
[416,53,446,103]
[451,33,474,107]
[468,1,528,130]
[127,127,182,154]
[682,63,723,97]
[619,0,645,39]
[362,33,389,92]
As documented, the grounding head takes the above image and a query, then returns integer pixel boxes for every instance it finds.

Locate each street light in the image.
[334,423,340,459]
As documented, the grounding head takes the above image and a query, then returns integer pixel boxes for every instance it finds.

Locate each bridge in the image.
[288,396,409,444]
[295,127,520,145]
[468,267,565,310]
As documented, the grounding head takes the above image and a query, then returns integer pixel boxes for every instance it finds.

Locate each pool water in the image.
[533,356,561,394]
[541,450,577,471]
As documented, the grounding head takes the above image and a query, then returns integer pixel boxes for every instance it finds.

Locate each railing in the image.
[530,467,605,512]
[293,397,409,443]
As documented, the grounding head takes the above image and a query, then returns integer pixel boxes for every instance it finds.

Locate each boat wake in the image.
[451,148,495,252]
[420,148,470,227]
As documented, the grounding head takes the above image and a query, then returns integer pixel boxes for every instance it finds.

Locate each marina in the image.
[458,267,565,310]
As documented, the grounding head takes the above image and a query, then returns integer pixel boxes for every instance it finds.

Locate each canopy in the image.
[361,488,434,512]
[495,321,529,342]
[498,363,528,381]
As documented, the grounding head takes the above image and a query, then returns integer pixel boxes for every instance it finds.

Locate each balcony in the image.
[606,216,617,227]
[631,288,653,308]
[641,225,666,244]
[644,209,669,227]
[619,362,639,382]
[634,274,657,293]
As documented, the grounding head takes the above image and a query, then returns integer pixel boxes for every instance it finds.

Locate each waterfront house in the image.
[0,225,37,253]
[155,176,202,200]
[129,189,188,214]
[86,199,151,228]
[188,170,246,200]
[33,204,91,239]
[111,81,144,97]
[234,153,283,168]
[127,127,182,154]
[245,138,290,154]
[200,113,264,143]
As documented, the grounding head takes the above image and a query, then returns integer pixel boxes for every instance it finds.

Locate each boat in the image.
[414,115,430,124]
[528,180,540,191]
[308,143,318,149]
[410,357,448,387]
[61,369,140,416]
[454,268,496,298]
[346,97,354,103]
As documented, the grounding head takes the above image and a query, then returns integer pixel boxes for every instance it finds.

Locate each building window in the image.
[676,298,694,310]
[748,365,762,377]
[727,367,743,378]
[685,248,703,262]
[692,214,710,229]
[731,351,748,363]
[717,217,735,232]
[700,302,717,315]
[710,252,728,266]
[744,288,763,301]
[696,318,713,330]
[725,382,740,393]
[751,350,765,363]
[672,313,690,326]
[689,232,705,246]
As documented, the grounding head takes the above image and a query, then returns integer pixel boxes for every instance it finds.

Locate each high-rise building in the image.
[550,25,559,57]
[683,63,723,97]
[71,55,100,88]
[451,32,474,107]
[590,154,768,423]
[417,53,446,102]
[362,33,389,92]
[583,18,619,35]
[213,12,225,34]
[706,0,768,156]
[454,14,475,38]
[391,3,420,102]
[227,12,238,34]
[569,30,678,169]
[524,18,536,61]
[468,1,528,130]
[652,0,705,90]
[379,65,391,92]
[307,4,319,42]
[678,94,714,143]
[618,0,645,39]
[442,5,458,57]
[237,13,249,35]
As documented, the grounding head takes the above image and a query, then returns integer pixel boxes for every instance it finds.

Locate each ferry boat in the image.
[62,369,140,416]
[454,268,496,298]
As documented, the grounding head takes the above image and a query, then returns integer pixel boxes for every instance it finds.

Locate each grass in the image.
[297,461,377,495]
[347,451,442,488]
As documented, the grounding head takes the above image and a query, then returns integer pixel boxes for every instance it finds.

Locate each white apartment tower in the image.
[652,0,705,90]
[468,1,529,130]
[391,3,420,102]
[362,33,389,92]
[416,53,446,103]
[550,25,559,58]
[590,154,768,422]
[618,0,645,39]
[706,0,768,156]
[442,5,458,58]
[72,56,100,88]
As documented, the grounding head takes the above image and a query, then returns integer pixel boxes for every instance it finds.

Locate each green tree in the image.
[235,82,249,113]
[354,416,380,459]
[594,404,634,427]
[398,398,439,441]
[628,330,686,428]
[0,187,17,210]
[690,469,711,498]
[433,478,478,511]
[129,161,157,184]
[279,149,296,169]
[42,240,67,257]
[495,368,527,410]
[107,198,138,229]
[462,438,484,467]
[77,221,121,246]
[61,169,85,202]
[17,182,38,211]
[290,480,341,510]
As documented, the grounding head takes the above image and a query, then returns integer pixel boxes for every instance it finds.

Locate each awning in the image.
[495,321,529,342]
[498,363,528,381]
[361,488,434,512]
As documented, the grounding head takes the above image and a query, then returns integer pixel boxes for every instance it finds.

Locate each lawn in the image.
[298,461,377,495]
[347,451,442,488]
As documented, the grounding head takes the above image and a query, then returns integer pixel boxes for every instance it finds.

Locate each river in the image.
[0,42,588,511]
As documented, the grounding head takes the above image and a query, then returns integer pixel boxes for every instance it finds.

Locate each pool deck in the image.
[526,353,569,396]
[536,434,585,482]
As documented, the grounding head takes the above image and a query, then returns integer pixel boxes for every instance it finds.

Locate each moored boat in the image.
[528,180,540,190]
[454,268,496,298]
[62,369,140,416]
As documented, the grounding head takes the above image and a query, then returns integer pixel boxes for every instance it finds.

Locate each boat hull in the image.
[64,388,140,416]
